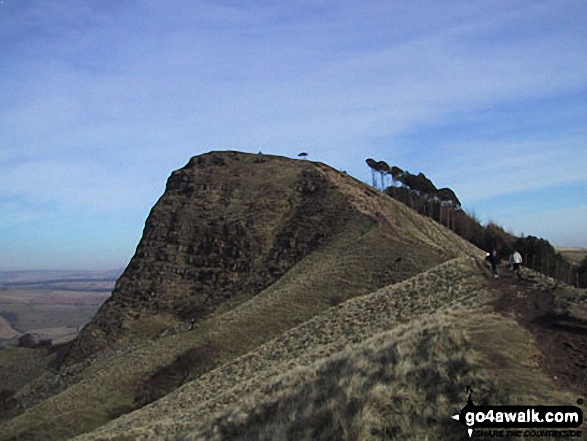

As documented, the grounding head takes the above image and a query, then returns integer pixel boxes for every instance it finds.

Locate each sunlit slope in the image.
[69,152,479,363]
[75,257,579,441]
[0,152,481,441]
[181,311,578,441]
[73,257,483,440]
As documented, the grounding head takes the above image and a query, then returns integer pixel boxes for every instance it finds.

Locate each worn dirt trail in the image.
[483,262,587,401]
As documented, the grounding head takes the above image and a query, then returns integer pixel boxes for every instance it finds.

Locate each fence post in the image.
[577,272,580,288]
[568,265,573,284]
[556,260,560,281]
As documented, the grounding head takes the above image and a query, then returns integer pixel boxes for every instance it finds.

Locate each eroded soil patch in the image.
[489,264,587,400]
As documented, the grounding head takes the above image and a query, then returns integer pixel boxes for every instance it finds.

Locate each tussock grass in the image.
[73,257,493,440]
[183,311,487,441]
[182,309,578,441]
[0,156,483,440]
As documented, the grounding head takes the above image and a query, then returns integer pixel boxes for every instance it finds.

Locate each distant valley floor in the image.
[0,270,117,347]
[0,289,111,347]
[0,282,113,347]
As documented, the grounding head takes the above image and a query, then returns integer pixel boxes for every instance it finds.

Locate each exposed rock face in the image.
[68,151,365,360]
[67,151,480,363]
[0,152,486,441]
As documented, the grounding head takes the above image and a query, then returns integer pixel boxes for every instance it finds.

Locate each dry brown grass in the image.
[183,310,489,441]
[181,309,578,441]
[0,154,486,440]
[71,257,583,441]
[71,257,492,440]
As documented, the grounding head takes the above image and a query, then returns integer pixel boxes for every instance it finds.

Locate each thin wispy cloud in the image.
[427,137,587,200]
[1,0,586,269]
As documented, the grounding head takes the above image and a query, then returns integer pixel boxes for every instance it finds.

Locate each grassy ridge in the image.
[75,257,582,441]
[73,257,491,440]
[0,158,482,441]
[184,310,577,441]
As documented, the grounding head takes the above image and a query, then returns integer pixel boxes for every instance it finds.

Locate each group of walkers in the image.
[485,249,523,279]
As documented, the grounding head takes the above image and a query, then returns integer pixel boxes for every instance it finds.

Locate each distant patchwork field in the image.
[557,247,587,265]
[0,290,111,347]
[0,270,117,347]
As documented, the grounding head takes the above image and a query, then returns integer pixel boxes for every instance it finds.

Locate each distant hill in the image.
[0,269,122,292]
[0,151,482,440]
[8,152,584,441]
[68,151,480,362]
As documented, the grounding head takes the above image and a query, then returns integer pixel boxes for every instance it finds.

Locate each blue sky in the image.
[1,0,586,270]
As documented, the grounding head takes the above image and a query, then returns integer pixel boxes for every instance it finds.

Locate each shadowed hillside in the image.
[67,152,477,363]
[72,257,490,440]
[72,258,586,441]
[0,152,482,440]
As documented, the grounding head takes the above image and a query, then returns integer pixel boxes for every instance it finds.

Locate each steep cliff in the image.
[68,150,479,362]
[1,152,485,441]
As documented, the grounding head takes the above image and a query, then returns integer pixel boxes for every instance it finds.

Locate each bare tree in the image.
[365,158,379,188]
[375,161,390,189]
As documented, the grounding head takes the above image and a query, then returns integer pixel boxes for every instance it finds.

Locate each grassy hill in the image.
[69,152,479,363]
[1,152,584,440]
[0,153,481,440]
[72,257,585,440]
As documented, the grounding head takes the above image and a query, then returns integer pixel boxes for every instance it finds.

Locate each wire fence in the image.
[524,254,584,288]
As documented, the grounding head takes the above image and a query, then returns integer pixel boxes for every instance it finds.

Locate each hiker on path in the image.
[485,250,500,279]
[510,250,523,276]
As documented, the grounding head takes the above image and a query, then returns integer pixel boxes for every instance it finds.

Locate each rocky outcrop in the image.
[67,152,366,361]
[1,152,484,441]
[66,151,481,364]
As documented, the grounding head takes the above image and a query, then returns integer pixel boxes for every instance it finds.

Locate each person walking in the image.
[511,250,523,276]
[485,250,500,279]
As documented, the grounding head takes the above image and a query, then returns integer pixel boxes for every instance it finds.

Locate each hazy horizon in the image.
[1,0,586,270]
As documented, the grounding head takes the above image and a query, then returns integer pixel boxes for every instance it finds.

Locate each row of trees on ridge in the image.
[365,158,587,288]
[366,158,461,229]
